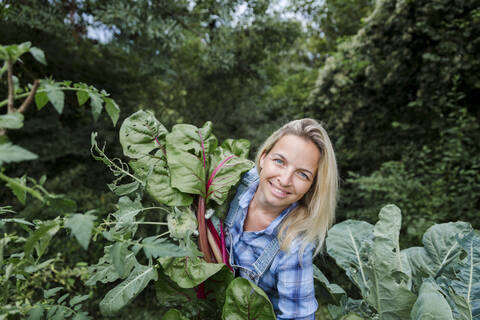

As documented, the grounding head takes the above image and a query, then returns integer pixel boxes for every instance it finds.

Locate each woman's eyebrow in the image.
[271,153,314,176]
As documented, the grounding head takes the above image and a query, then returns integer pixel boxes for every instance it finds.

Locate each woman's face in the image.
[257,134,321,214]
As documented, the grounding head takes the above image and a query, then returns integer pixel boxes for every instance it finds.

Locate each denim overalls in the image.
[223,170,280,285]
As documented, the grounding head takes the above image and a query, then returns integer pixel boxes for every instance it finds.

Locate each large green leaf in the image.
[326,219,373,295]
[411,278,454,320]
[119,110,168,158]
[222,277,276,320]
[206,146,254,205]
[129,152,192,206]
[0,112,23,129]
[99,264,158,315]
[159,256,225,288]
[404,222,472,288]
[0,142,38,164]
[166,122,217,196]
[155,270,196,307]
[65,212,96,250]
[442,230,480,320]
[221,138,251,159]
[366,205,416,319]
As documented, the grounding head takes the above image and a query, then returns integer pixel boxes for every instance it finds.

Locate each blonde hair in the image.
[255,118,338,257]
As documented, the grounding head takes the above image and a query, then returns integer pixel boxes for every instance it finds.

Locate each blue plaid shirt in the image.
[225,169,317,319]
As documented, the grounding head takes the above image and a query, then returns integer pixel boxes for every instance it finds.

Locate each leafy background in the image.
[1,0,479,318]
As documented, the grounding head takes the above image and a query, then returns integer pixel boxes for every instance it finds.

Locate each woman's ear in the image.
[259,152,267,169]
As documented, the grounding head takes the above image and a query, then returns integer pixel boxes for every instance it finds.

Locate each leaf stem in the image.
[0,87,95,108]
[0,172,45,203]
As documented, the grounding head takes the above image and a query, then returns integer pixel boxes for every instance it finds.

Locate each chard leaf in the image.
[366,205,416,319]
[0,142,38,164]
[119,110,168,158]
[130,152,191,206]
[222,277,276,320]
[166,122,217,197]
[155,271,196,307]
[161,309,189,320]
[326,219,373,296]
[99,264,157,315]
[159,256,226,288]
[206,146,254,205]
[65,212,96,250]
[0,112,23,129]
[410,278,454,320]
[221,139,251,159]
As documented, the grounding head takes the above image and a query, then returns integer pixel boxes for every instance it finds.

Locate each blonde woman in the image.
[224,118,338,319]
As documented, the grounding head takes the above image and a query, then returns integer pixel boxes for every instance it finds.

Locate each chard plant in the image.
[88,110,278,319]
[319,204,480,320]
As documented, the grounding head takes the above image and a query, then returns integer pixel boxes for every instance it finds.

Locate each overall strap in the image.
[224,170,258,228]
[252,237,280,282]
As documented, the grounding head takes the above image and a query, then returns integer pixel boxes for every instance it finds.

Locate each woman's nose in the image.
[278,170,293,186]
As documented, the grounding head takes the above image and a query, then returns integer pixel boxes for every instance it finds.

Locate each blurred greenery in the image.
[1,0,479,318]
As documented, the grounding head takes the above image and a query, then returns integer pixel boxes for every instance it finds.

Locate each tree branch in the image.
[17,80,40,114]
[7,60,14,113]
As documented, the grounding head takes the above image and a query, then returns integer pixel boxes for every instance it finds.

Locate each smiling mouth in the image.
[268,181,290,198]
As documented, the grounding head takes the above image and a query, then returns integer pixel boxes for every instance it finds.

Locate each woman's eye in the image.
[298,172,309,180]
[273,159,283,165]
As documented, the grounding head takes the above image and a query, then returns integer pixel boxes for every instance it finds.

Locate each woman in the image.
[224,118,338,320]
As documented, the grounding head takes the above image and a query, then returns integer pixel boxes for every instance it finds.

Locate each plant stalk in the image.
[197,196,213,263]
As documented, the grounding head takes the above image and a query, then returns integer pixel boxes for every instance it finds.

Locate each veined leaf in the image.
[206,146,254,205]
[159,256,226,288]
[442,230,480,320]
[110,242,132,278]
[0,142,38,164]
[27,305,44,320]
[129,152,192,206]
[313,264,346,305]
[221,138,251,159]
[326,219,373,296]
[411,278,454,320]
[65,213,96,250]
[0,112,24,129]
[99,264,158,315]
[155,271,196,307]
[119,110,168,158]
[166,122,217,197]
[404,222,472,289]
[161,309,189,320]
[222,277,276,320]
[366,205,416,319]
